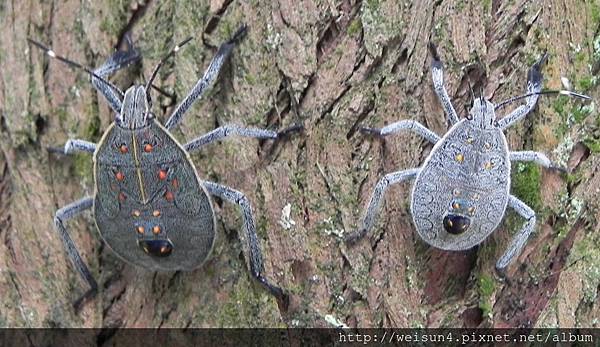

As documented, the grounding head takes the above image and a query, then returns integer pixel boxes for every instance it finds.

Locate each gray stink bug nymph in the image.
[346,43,589,271]
[29,25,296,310]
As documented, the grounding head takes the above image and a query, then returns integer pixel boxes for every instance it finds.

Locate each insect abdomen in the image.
[93,122,216,271]
[411,121,510,250]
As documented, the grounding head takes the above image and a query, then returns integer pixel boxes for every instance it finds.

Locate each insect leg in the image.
[360,120,440,144]
[429,43,459,125]
[184,124,302,153]
[54,196,98,311]
[92,35,141,113]
[165,25,248,130]
[345,168,420,243]
[497,54,547,130]
[496,195,536,269]
[64,139,97,155]
[509,151,563,169]
[203,181,288,309]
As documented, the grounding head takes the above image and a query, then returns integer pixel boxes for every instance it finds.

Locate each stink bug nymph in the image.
[30,25,295,310]
[346,43,590,271]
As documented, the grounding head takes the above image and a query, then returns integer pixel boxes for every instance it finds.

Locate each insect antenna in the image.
[150,84,176,100]
[464,69,476,103]
[478,86,487,111]
[145,36,194,106]
[27,38,124,98]
[495,89,591,110]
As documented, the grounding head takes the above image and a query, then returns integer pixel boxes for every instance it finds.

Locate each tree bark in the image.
[1,0,599,328]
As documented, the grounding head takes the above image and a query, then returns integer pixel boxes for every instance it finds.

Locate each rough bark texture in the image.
[0,0,599,328]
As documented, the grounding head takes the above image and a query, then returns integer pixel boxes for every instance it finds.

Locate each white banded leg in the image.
[203,181,288,308]
[184,125,279,153]
[64,139,96,154]
[509,150,564,170]
[54,196,98,311]
[361,120,440,144]
[346,168,420,243]
[429,43,459,125]
[496,195,536,269]
[497,54,547,130]
[92,35,141,113]
[165,26,247,130]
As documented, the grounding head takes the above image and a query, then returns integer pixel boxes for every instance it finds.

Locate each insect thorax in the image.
[117,85,153,129]
[469,98,497,129]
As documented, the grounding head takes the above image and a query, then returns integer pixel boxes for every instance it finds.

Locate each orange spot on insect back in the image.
[153,226,161,234]
[119,144,128,154]
[153,210,161,217]
[118,192,127,202]
[172,178,179,189]
[158,170,168,180]
[144,143,153,153]
[115,171,125,181]
[137,226,145,234]
[165,191,174,202]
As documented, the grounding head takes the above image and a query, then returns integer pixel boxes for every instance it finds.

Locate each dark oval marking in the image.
[443,214,471,235]
[139,239,173,257]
